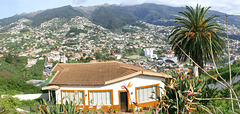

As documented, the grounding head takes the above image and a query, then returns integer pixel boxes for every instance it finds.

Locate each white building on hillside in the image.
[144,48,157,58]
[27,59,38,67]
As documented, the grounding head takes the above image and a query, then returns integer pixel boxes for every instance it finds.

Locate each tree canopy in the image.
[168,4,225,72]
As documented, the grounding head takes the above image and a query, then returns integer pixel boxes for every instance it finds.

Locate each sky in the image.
[1,0,240,19]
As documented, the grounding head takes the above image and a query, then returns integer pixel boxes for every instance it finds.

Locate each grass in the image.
[0,69,12,78]
[18,99,43,111]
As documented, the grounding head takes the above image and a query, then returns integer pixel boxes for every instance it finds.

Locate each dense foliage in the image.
[0,54,45,95]
[0,77,42,95]
[144,73,240,114]
[94,52,116,61]
[210,82,240,113]
[0,55,27,78]
[0,54,45,80]
[18,99,43,111]
[65,27,88,38]
[92,7,139,31]
[25,59,45,80]
[168,5,225,74]
[123,48,144,56]
[203,61,240,83]
[0,6,84,27]
[31,5,84,27]
[20,28,30,33]
[0,95,20,113]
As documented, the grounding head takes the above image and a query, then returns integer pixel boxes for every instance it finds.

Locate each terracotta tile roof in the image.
[49,61,171,86]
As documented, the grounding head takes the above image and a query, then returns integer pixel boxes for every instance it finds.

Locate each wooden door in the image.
[120,92,128,112]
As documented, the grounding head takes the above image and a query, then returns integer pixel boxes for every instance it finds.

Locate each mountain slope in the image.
[0,5,84,27]
[88,3,240,31]
[120,3,185,26]
[0,15,27,26]
[0,3,240,36]
[31,5,84,26]
[91,7,139,31]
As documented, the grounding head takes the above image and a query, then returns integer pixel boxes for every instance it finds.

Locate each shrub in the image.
[0,95,20,113]
[0,77,42,95]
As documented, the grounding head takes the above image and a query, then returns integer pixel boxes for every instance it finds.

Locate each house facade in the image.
[42,61,172,111]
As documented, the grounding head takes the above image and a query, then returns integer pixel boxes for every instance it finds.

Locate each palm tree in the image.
[168,4,225,75]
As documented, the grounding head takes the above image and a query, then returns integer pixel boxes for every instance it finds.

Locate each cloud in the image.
[72,0,87,5]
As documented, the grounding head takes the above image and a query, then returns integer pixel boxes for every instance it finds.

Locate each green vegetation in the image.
[0,34,11,40]
[33,98,119,113]
[0,77,43,95]
[144,73,240,113]
[94,52,116,61]
[0,55,27,78]
[0,95,20,113]
[94,52,102,60]
[0,53,44,95]
[92,7,139,31]
[168,4,225,74]
[34,99,85,114]
[0,54,45,80]
[19,99,43,111]
[4,52,14,63]
[160,4,240,113]
[123,48,144,56]
[1,3,240,34]
[214,56,235,67]
[202,61,240,83]
[65,27,88,38]
[31,5,84,27]
[69,57,94,63]
[155,74,208,113]
[24,59,45,80]
[0,96,42,113]
[122,28,136,33]
[20,28,30,33]
[210,82,240,113]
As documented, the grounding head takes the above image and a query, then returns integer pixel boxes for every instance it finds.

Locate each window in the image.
[89,91,112,105]
[61,90,84,105]
[137,86,158,103]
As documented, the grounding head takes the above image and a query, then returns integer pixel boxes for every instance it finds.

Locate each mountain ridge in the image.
[1,3,239,26]
[0,3,240,40]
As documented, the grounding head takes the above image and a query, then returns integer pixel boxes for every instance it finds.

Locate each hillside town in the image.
[0,16,239,79]
[1,1,240,113]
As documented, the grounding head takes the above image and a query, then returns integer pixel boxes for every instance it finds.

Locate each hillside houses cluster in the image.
[0,16,239,77]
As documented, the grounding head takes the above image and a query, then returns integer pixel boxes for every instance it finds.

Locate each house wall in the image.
[55,75,165,110]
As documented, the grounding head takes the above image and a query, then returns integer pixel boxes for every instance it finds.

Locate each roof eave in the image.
[104,71,172,85]
[42,85,60,90]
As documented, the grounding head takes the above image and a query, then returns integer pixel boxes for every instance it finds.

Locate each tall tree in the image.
[5,52,13,64]
[168,4,225,74]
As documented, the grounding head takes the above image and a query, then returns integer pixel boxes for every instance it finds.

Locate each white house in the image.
[60,55,68,63]
[51,50,60,55]
[26,59,38,67]
[42,61,172,112]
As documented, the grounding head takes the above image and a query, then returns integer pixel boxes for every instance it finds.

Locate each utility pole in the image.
[226,14,234,112]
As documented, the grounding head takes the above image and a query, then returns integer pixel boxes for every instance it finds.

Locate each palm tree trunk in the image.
[199,60,203,76]
[192,57,203,76]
